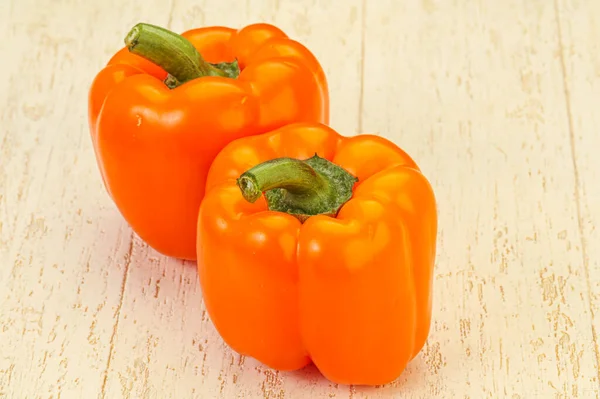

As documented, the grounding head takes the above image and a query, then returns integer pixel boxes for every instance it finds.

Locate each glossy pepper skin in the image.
[88,22,328,260]
[196,123,437,385]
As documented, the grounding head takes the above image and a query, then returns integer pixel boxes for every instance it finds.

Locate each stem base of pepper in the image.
[237,154,358,223]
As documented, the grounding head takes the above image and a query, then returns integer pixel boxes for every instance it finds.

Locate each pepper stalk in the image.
[236,155,358,222]
[124,22,240,88]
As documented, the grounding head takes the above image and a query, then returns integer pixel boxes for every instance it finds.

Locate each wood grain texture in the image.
[1,0,599,398]
[556,0,600,392]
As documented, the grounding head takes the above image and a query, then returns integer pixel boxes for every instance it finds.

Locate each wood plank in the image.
[0,1,137,397]
[555,0,600,392]
[359,0,599,397]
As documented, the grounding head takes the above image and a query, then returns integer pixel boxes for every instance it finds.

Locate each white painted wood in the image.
[1,0,598,397]
[555,0,600,395]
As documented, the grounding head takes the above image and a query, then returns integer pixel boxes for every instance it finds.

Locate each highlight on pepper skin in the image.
[196,122,438,386]
[88,22,330,261]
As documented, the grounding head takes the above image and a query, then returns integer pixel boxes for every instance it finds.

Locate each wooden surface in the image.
[1,0,599,397]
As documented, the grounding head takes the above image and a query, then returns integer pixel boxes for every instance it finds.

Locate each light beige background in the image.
[1,0,599,398]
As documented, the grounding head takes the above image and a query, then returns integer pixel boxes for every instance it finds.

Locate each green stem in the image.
[237,155,358,222]
[124,23,239,88]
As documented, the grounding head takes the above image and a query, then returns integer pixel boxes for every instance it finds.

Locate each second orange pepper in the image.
[197,123,437,385]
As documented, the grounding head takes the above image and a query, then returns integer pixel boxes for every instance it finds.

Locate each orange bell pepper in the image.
[196,123,438,385]
[88,22,328,260]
